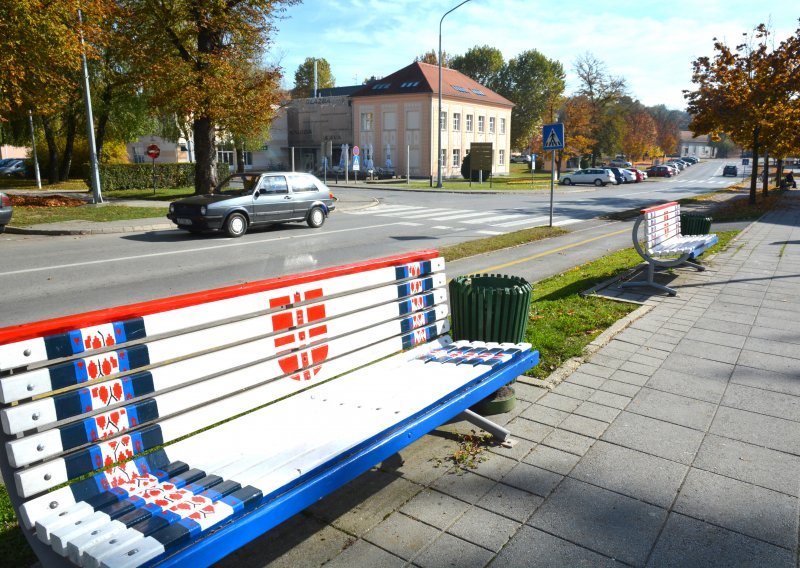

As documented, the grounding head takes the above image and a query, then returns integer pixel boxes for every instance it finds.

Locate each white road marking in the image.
[477,230,503,235]
[463,214,521,224]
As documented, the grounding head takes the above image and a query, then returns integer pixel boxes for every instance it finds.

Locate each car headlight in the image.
[200,206,207,215]
[169,203,174,213]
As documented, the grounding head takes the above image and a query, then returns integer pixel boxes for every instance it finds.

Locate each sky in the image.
[271,0,798,110]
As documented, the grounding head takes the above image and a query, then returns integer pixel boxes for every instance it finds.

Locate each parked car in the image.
[167,172,336,237]
[722,164,738,176]
[628,168,646,182]
[666,160,685,172]
[607,167,635,184]
[646,165,674,178]
[609,159,633,168]
[510,154,531,164]
[0,159,26,177]
[0,192,13,232]
[683,156,699,164]
[560,168,616,186]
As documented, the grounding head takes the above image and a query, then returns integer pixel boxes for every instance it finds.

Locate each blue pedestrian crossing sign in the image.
[542,123,565,151]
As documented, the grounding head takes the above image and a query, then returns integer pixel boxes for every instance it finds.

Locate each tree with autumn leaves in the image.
[1,0,294,194]
[685,23,800,204]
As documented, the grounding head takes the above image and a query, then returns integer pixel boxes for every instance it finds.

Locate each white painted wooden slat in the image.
[35,500,95,543]
[0,367,53,404]
[1,397,57,436]
[0,338,48,374]
[51,511,110,556]
[18,486,77,530]
[5,427,63,468]
[98,536,164,568]
[68,520,126,566]
[16,458,69,498]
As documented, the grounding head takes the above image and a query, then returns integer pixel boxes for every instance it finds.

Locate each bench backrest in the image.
[641,201,680,253]
[0,250,450,530]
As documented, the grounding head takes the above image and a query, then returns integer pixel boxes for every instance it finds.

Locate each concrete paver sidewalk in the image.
[216,197,800,567]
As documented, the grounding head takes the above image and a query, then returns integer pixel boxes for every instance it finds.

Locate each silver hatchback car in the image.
[168,172,336,237]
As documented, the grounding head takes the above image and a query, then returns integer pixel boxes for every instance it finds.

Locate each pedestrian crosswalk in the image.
[344,204,581,232]
[662,178,733,185]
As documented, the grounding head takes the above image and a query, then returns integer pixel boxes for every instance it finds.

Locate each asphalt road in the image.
[0,159,734,326]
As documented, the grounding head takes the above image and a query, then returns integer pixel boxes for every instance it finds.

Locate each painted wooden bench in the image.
[0,250,539,568]
[621,201,718,295]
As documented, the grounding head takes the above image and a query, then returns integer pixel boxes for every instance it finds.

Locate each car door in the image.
[253,175,293,224]
[287,174,321,218]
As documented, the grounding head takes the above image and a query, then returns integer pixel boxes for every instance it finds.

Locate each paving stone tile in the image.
[598,379,641,398]
[364,512,441,560]
[598,346,635,361]
[523,444,582,475]
[607,369,650,386]
[511,381,547,403]
[616,328,653,344]
[646,513,795,568]
[505,416,554,443]
[694,434,800,497]
[470,451,519,481]
[748,324,800,346]
[710,406,800,455]
[626,353,664,368]
[528,478,667,566]
[475,482,543,523]
[659,353,734,382]
[570,441,689,508]
[761,297,800,313]
[536,392,581,413]
[520,403,569,427]
[566,372,606,390]
[637,345,672,360]
[673,468,799,550]
[730,364,800,397]
[627,387,717,431]
[654,327,684,340]
[574,401,622,423]
[487,436,536,462]
[400,489,471,530]
[587,390,631,410]
[673,338,741,364]
[586,354,625,370]
[325,539,406,568]
[491,526,624,568]
[542,429,596,456]
[619,360,658,376]
[601,412,704,465]
[447,507,521,552]
[645,366,728,404]
[578,363,615,379]
[722,382,800,423]
[501,462,564,497]
[382,435,459,486]
[606,339,638,353]
[744,335,800,360]
[413,532,494,568]
[429,470,497,505]
[552,381,595,401]
[558,413,609,439]
[684,327,748,349]
[739,349,800,375]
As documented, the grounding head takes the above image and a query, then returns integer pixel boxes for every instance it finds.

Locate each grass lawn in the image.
[11,205,168,226]
[439,226,568,261]
[0,178,90,191]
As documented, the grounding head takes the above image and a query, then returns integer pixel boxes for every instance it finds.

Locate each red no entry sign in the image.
[146,144,161,159]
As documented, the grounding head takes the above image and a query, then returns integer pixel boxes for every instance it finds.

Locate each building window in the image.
[453,113,460,131]
[440,111,447,131]
[452,149,460,167]
[489,117,495,134]
[440,148,448,168]
[500,118,506,134]
[499,149,505,165]
[217,150,234,165]
[478,116,485,133]
[360,112,374,131]
[466,114,473,132]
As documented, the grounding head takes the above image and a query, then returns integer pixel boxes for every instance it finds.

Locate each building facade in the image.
[350,62,513,178]
[678,131,716,158]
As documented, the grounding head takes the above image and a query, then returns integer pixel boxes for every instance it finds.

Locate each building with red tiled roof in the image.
[351,62,513,177]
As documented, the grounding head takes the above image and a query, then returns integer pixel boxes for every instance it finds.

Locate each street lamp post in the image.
[437,0,471,188]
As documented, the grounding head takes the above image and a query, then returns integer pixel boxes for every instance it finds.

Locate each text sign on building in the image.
[470,143,493,170]
[542,123,565,151]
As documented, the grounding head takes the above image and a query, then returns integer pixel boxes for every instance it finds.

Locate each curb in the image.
[5,222,175,236]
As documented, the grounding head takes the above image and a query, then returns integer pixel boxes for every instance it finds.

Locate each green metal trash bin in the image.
[680,213,712,235]
[448,274,533,415]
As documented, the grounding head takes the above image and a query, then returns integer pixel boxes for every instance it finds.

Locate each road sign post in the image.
[542,124,565,227]
[146,144,160,194]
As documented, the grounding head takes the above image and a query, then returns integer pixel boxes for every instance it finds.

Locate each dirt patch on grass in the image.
[9,195,86,207]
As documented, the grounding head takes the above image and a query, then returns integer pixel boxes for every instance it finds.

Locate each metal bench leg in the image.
[681,259,706,271]
[619,262,678,296]
[457,409,516,447]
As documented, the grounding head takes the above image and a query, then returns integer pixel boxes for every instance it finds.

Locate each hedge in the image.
[89,163,231,192]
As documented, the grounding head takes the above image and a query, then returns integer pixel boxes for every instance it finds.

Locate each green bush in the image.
[91,163,231,192]
[460,153,491,181]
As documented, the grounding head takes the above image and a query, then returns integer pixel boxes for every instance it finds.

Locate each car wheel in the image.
[562,178,572,185]
[224,212,248,237]
[307,206,325,228]
[0,225,5,234]
[594,179,603,186]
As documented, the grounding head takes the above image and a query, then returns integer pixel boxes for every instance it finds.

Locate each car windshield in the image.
[215,174,260,196]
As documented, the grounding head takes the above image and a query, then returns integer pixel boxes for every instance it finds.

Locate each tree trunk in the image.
[40,115,60,185]
[749,127,759,205]
[193,116,217,194]
[59,108,77,181]
[762,149,769,197]
[776,158,784,189]
[235,141,246,173]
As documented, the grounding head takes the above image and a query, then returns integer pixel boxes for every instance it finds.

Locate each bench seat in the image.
[0,250,539,567]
